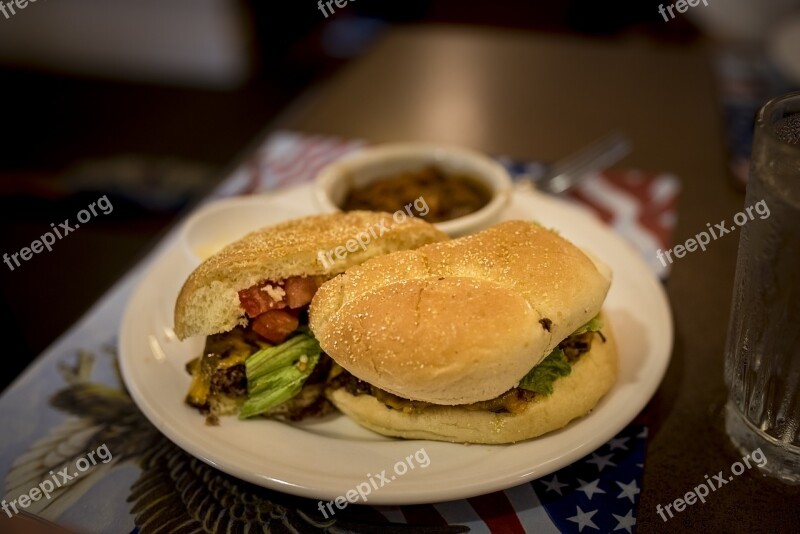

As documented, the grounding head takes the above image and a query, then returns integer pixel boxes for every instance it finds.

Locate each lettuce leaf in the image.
[518,315,604,396]
[518,347,571,396]
[239,333,320,419]
[571,315,603,336]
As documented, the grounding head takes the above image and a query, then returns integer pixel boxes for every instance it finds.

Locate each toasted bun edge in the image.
[327,318,617,444]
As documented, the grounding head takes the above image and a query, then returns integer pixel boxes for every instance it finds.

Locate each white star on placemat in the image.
[607,437,629,451]
[567,506,599,532]
[586,452,617,472]
[531,425,647,533]
[576,478,606,500]
[612,509,637,533]
[616,480,640,503]
[541,474,569,495]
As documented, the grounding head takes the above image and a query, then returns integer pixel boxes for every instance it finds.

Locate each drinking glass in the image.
[724,91,800,484]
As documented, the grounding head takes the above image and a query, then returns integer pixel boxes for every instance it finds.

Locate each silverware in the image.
[519,131,632,194]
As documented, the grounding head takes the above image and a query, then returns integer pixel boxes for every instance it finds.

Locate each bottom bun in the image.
[327,323,618,444]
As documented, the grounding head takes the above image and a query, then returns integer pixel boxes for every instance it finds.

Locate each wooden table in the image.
[279,25,799,531]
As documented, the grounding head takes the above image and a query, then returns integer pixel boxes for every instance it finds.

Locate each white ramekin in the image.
[313,143,513,236]
[178,197,307,266]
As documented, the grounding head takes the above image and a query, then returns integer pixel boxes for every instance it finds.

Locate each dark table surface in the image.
[276,25,799,532]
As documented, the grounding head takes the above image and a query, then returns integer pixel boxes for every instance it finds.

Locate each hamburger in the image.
[309,220,617,444]
[173,212,447,423]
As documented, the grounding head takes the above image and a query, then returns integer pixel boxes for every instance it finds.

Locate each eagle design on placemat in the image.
[3,350,468,534]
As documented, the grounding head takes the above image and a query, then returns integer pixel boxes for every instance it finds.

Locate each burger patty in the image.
[328,372,537,415]
[186,275,333,422]
[185,326,266,411]
[209,365,247,398]
[187,330,336,422]
[328,331,601,415]
[560,331,601,362]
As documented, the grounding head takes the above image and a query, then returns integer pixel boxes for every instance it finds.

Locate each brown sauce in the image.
[340,166,492,223]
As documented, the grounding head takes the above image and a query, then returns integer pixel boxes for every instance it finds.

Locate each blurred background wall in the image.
[0,0,252,88]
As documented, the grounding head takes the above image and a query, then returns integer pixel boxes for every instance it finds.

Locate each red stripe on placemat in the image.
[303,150,349,183]
[637,196,676,251]
[401,504,449,526]
[273,140,336,187]
[566,187,615,224]
[601,169,654,200]
[468,493,526,534]
[599,169,678,250]
[270,137,320,174]
[242,154,263,195]
[267,138,360,189]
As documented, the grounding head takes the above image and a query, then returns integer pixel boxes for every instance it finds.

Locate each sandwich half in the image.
[173,211,447,423]
[309,220,616,444]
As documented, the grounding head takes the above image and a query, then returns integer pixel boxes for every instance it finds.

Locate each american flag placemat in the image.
[0,130,679,534]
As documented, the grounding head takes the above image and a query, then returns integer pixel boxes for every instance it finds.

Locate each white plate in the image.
[119,184,672,505]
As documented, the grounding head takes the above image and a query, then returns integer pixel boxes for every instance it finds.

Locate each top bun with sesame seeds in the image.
[174,211,447,340]
[309,220,612,406]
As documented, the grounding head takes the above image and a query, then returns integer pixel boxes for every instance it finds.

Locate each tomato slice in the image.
[284,276,319,309]
[238,285,286,317]
[250,310,299,344]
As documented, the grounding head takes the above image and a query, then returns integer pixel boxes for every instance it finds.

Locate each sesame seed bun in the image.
[174,212,447,340]
[309,220,612,405]
[327,318,617,444]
